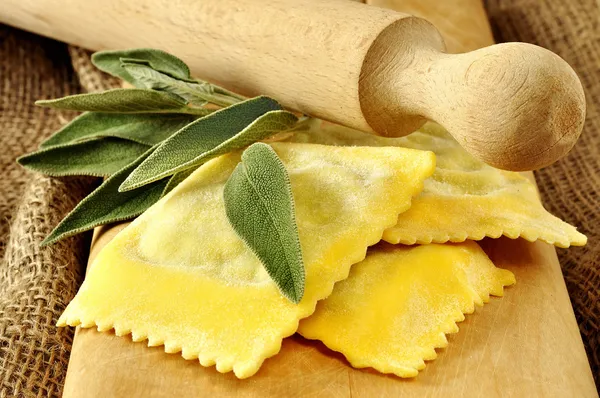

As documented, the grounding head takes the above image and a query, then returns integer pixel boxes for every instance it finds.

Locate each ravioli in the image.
[289,122,586,248]
[58,142,435,378]
[298,241,516,378]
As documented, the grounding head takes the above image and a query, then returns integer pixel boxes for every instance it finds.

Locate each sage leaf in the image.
[42,148,167,246]
[161,167,198,197]
[121,62,240,107]
[18,138,149,177]
[36,89,210,115]
[40,113,197,148]
[91,48,192,85]
[224,143,305,303]
[122,63,211,106]
[120,96,298,191]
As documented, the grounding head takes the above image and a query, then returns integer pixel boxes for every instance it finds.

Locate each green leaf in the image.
[161,167,198,197]
[42,148,167,246]
[40,113,197,148]
[18,138,150,177]
[90,48,244,104]
[122,63,210,106]
[35,89,210,115]
[121,62,239,107]
[91,48,192,85]
[224,143,305,303]
[120,96,298,191]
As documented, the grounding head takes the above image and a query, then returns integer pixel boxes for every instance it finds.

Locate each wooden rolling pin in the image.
[0,0,586,170]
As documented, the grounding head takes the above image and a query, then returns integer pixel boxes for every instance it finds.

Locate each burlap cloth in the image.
[0,0,598,396]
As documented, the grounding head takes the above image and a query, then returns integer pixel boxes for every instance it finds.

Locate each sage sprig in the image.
[40,113,197,148]
[224,143,305,303]
[91,48,193,84]
[121,62,242,107]
[120,96,298,191]
[41,148,166,246]
[20,47,309,303]
[93,48,244,107]
[18,138,149,177]
[36,88,211,115]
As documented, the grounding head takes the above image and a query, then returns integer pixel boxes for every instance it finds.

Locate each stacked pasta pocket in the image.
[59,121,586,379]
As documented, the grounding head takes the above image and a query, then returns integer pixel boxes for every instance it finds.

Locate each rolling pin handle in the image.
[360,17,586,171]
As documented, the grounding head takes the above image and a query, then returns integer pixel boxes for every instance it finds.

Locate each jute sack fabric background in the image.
[0,0,598,396]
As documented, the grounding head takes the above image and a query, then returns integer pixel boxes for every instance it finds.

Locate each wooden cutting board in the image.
[61,1,597,396]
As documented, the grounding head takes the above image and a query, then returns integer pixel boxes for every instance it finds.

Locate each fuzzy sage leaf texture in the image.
[40,113,197,148]
[121,63,218,107]
[36,89,210,115]
[18,138,150,177]
[91,48,193,85]
[16,47,310,247]
[42,148,167,246]
[120,96,298,191]
[93,48,244,107]
[224,143,305,303]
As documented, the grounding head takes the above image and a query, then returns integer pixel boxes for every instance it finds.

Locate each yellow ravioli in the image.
[298,241,515,378]
[58,142,435,378]
[289,122,586,247]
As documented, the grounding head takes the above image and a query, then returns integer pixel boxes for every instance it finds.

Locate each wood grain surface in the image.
[0,0,586,171]
[60,0,597,397]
